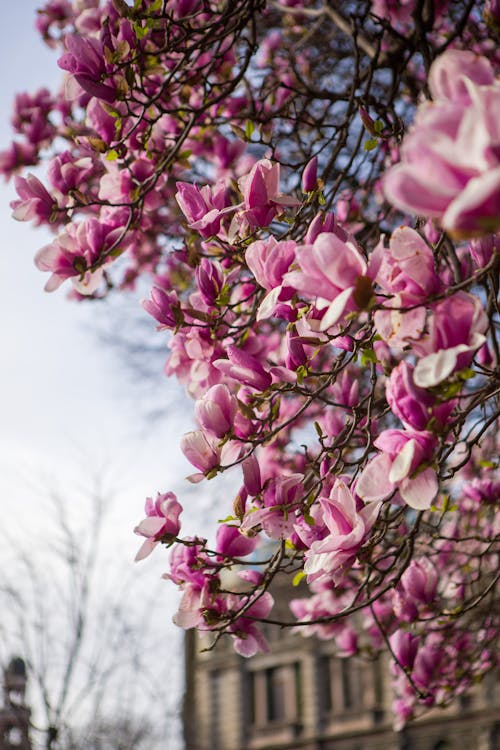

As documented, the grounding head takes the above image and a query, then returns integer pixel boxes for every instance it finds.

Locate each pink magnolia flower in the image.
[373,227,441,349]
[180,430,220,474]
[412,292,488,387]
[246,237,296,291]
[303,479,381,584]
[176,180,232,239]
[47,151,95,196]
[0,142,38,180]
[229,588,274,657]
[386,361,454,432]
[215,524,257,559]
[400,559,439,606]
[134,492,183,561]
[374,227,440,300]
[238,158,300,228]
[11,174,56,225]
[142,287,181,330]
[34,218,123,293]
[240,474,304,539]
[384,50,500,237]
[246,237,296,320]
[194,384,237,438]
[58,33,117,103]
[196,258,224,306]
[427,49,495,106]
[356,429,438,510]
[285,231,376,330]
[213,345,272,391]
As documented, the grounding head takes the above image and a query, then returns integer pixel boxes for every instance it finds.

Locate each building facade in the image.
[0,658,31,750]
[183,598,499,750]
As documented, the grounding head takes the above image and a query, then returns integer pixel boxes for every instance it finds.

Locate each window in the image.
[266,667,286,721]
[209,670,220,747]
[319,656,365,716]
[248,662,302,727]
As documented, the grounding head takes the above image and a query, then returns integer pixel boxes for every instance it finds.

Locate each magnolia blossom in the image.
[412,292,488,387]
[240,474,304,539]
[134,492,183,561]
[34,218,123,293]
[58,33,117,102]
[373,227,440,348]
[213,345,272,391]
[194,384,237,438]
[238,158,300,228]
[285,231,376,330]
[356,430,438,510]
[303,480,381,584]
[384,49,500,237]
[176,180,231,238]
[11,174,56,225]
[386,361,454,432]
[246,237,296,320]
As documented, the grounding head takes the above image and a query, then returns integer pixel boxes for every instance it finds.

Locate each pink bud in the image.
[242,455,262,496]
[196,258,224,305]
[214,345,272,391]
[216,525,257,558]
[194,384,237,438]
[305,211,335,243]
[142,287,181,329]
[390,630,419,670]
[301,156,318,192]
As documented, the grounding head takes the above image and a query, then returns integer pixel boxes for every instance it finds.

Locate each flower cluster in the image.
[4,0,499,727]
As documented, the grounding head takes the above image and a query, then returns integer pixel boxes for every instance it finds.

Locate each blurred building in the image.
[0,658,31,750]
[183,588,500,750]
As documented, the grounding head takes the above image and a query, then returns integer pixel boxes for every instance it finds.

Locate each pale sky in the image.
[0,5,204,747]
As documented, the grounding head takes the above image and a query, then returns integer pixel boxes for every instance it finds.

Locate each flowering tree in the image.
[3,0,499,727]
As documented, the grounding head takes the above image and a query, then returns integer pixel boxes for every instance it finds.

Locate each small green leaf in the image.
[364,138,378,151]
[458,368,475,380]
[134,21,148,39]
[106,149,119,161]
[218,515,237,523]
[245,120,255,139]
[479,460,496,469]
[374,119,384,134]
[292,571,306,587]
[360,348,378,366]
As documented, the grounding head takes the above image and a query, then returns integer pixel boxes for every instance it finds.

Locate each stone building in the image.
[183,591,500,750]
[0,658,31,750]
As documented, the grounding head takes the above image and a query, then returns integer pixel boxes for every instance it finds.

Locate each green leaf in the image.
[303,512,315,527]
[218,515,237,523]
[245,120,255,139]
[134,21,149,39]
[374,119,384,134]
[296,365,308,384]
[364,138,378,151]
[292,571,306,587]
[106,149,119,161]
[360,348,378,366]
[458,368,475,381]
